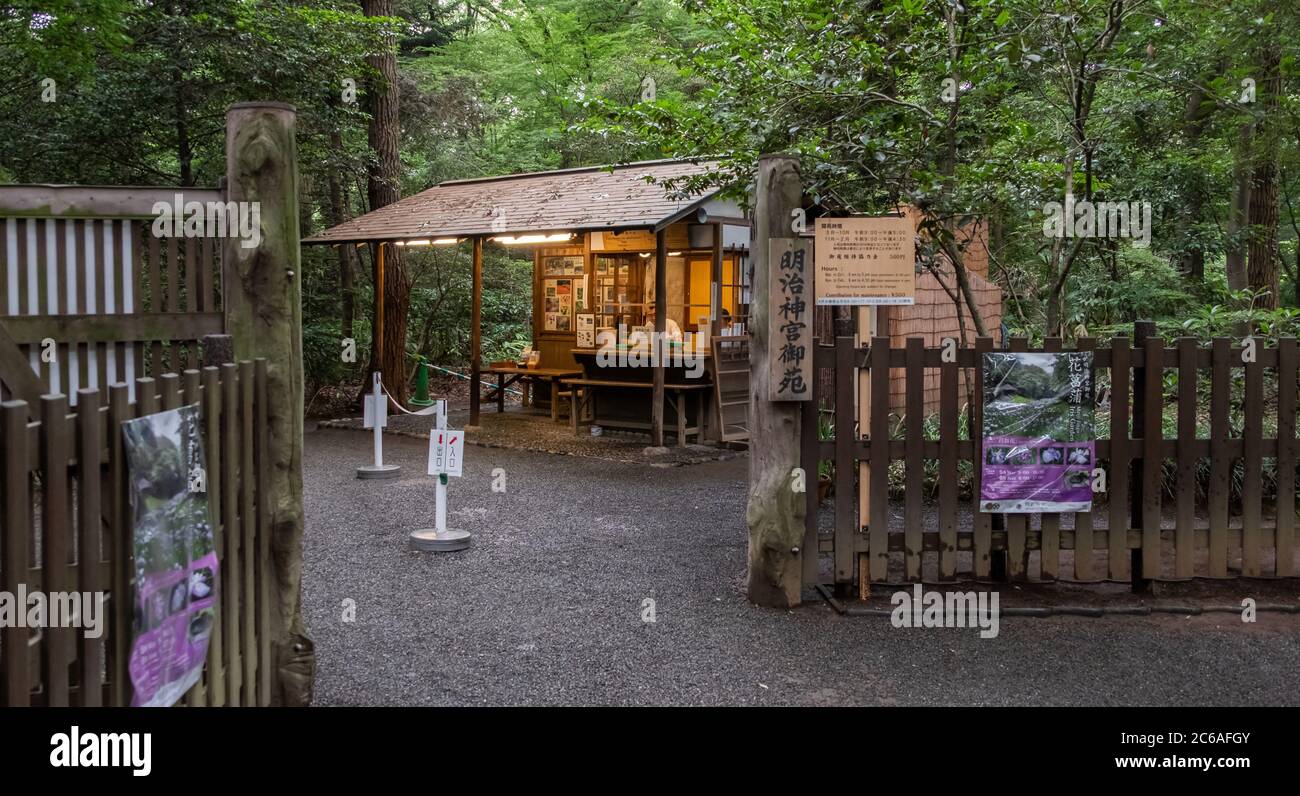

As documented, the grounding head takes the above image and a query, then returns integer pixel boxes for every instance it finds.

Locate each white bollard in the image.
[434,400,448,532]
[411,399,471,552]
[356,371,401,479]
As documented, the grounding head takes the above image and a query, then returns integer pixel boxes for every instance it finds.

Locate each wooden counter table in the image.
[567,347,713,444]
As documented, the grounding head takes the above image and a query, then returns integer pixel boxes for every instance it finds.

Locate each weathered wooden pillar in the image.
[222,101,313,705]
[651,227,667,448]
[710,221,724,339]
[468,235,483,428]
[709,221,725,442]
[747,154,806,607]
[1130,319,1156,592]
[375,241,386,374]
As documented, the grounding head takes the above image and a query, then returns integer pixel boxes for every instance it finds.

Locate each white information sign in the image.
[363,393,388,429]
[427,429,465,477]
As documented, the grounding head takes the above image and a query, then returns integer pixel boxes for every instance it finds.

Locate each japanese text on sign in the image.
[814,215,916,305]
[427,430,465,477]
[768,238,812,401]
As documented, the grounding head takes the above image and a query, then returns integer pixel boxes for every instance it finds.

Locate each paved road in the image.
[303,429,1300,706]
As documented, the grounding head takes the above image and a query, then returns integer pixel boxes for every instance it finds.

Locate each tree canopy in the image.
[1,0,1297,393]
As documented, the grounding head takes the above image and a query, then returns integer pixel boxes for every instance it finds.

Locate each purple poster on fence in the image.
[123,404,219,707]
[980,351,1095,513]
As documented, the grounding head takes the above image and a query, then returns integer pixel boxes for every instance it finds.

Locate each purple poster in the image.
[123,404,219,707]
[980,351,1095,513]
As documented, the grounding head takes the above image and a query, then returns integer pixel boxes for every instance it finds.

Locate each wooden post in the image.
[710,221,724,339]
[1130,319,1155,592]
[746,154,805,607]
[709,221,725,442]
[222,101,313,705]
[375,241,385,377]
[469,235,483,428]
[651,228,667,448]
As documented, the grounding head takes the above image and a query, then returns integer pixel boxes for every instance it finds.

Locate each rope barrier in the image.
[368,364,524,418]
[424,362,524,397]
[374,375,440,416]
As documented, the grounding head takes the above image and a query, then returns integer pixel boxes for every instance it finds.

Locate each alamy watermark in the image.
[595,324,706,379]
[890,585,1000,638]
[152,194,261,249]
[50,726,151,777]
[1042,194,1152,248]
[0,587,107,639]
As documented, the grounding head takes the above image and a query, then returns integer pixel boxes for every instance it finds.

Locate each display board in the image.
[814,215,916,305]
[980,352,1095,513]
[122,404,219,707]
[543,255,585,332]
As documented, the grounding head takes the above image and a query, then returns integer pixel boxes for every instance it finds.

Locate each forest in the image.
[2,0,1298,401]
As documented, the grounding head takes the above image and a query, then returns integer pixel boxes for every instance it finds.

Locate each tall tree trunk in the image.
[173,67,192,187]
[935,5,987,341]
[1246,40,1282,309]
[1226,121,1254,295]
[325,101,355,340]
[1177,82,1213,282]
[361,0,411,404]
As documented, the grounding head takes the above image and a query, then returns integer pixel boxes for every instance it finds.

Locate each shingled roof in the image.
[302,159,725,245]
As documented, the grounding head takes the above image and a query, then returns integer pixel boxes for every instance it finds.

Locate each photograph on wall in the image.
[980,352,1095,513]
[122,404,220,707]
[543,255,582,276]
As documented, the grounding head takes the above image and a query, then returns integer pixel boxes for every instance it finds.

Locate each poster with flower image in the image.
[980,352,1095,513]
[122,404,219,707]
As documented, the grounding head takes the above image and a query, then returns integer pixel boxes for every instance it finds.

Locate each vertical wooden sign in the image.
[768,237,812,401]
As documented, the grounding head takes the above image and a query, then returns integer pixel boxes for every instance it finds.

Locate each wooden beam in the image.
[1,312,224,344]
[470,235,483,426]
[0,185,224,219]
[652,228,667,446]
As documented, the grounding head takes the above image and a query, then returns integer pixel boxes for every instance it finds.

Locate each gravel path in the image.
[303,428,1300,706]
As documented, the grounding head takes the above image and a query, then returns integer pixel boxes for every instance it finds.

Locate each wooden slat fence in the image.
[0,360,273,706]
[804,331,1299,588]
[0,185,226,408]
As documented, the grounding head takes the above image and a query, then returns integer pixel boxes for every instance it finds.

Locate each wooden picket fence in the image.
[802,329,1299,589]
[0,185,227,408]
[0,361,273,706]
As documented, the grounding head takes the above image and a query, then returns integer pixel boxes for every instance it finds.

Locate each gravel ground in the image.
[303,428,1300,706]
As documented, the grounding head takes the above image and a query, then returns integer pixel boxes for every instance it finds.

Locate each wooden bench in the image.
[560,378,711,445]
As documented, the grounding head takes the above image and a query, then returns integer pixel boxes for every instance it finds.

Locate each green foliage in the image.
[3,0,1298,405]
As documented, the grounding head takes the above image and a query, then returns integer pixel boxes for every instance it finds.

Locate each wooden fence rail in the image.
[0,360,272,706]
[803,333,1299,589]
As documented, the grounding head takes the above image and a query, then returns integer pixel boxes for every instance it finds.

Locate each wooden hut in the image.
[303,159,752,446]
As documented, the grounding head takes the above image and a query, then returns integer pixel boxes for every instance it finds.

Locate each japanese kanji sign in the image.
[814,215,916,305]
[768,237,812,402]
[427,429,465,477]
